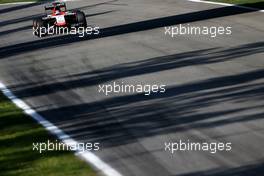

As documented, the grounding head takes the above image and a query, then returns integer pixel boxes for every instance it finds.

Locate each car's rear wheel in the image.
[33,18,47,37]
[76,11,87,27]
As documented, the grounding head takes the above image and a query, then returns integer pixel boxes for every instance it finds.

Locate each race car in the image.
[33,1,87,37]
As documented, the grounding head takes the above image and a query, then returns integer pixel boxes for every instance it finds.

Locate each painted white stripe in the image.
[188,0,264,13]
[0,1,34,6]
[0,81,122,176]
[0,0,80,6]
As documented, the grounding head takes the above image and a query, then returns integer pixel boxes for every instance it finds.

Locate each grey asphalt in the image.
[0,0,264,175]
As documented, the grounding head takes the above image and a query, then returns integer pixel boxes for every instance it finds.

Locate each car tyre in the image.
[76,10,87,27]
[33,18,47,37]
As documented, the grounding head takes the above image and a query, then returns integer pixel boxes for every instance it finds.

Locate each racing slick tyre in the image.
[76,10,87,27]
[33,18,47,37]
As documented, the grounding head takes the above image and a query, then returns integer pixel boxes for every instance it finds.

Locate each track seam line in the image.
[0,81,122,176]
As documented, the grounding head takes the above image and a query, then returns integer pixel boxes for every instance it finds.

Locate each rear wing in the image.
[44,2,66,14]
[44,2,66,10]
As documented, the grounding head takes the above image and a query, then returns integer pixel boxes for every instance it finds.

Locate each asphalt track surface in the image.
[0,0,264,175]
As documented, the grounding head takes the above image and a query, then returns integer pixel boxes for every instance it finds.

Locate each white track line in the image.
[0,2,34,6]
[0,0,79,6]
[0,81,122,176]
[188,0,264,12]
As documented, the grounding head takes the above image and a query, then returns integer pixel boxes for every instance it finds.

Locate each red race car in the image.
[33,1,87,37]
